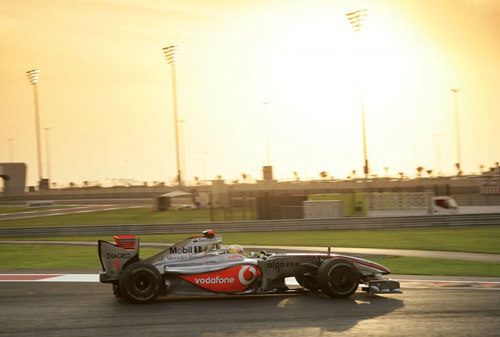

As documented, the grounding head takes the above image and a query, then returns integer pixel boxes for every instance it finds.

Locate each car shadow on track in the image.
[109,290,405,335]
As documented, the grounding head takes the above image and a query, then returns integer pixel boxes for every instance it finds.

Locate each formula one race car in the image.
[98,230,401,303]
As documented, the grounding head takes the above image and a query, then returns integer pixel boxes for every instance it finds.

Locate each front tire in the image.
[119,262,162,303]
[317,259,359,298]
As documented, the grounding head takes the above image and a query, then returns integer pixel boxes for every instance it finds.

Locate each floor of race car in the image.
[0,278,499,336]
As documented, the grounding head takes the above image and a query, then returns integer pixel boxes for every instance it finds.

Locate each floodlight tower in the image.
[346,9,370,181]
[26,69,43,185]
[163,45,182,186]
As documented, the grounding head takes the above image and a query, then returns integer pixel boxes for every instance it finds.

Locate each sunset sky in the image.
[1,0,499,186]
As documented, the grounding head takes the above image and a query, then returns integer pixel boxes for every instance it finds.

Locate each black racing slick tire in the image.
[119,262,162,304]
[317,259,359,298]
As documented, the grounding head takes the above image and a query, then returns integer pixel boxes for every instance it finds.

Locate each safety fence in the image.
[0,213,498,238]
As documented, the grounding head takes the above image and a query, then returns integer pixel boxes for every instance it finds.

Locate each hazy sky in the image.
[1,0,499,186]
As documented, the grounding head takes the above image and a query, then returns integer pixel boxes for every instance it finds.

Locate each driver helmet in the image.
[226,244,244,255]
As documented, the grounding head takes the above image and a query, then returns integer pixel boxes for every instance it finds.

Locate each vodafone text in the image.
[194,276,235,285]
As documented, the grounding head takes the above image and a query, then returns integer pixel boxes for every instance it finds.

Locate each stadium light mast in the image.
[163,45,182,187]
[451,88,462,175]
[26,69,43,185]
[346,9,370,181]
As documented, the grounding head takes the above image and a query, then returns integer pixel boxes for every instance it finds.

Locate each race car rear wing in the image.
[98,235,140,283]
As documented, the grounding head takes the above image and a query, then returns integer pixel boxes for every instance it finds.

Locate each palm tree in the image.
[351,170,357,178]
[398,172,404,179]
[241,173,247,183]
[292,171,299,182]
[426,169,433,177]
[416,166,424,178]
[319,171,328,180]
[194,176,199,185]
[384,167,389,177]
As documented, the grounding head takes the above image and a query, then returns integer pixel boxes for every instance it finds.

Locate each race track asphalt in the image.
[0,283,498,336]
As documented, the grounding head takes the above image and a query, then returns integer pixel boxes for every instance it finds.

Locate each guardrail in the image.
[0,213,499,238]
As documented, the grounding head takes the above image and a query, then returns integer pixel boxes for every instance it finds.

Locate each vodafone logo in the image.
[179,265,261,292]
[238,265,258,285]
[194,276,235,285]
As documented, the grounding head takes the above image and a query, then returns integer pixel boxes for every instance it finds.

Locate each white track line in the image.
[397,279,500,284]
[41,274,100,282]
[0,274,98,282]
[400,286,499,290]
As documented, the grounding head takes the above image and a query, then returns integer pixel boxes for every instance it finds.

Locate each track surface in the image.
[0,283,498,336]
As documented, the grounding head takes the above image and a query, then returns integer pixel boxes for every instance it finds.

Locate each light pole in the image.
[346,9,370,181]
[43,127,52,182]
[26,69,43,185]
[6,138,13,162]
[451,88,462,175]
[163,45,182,187]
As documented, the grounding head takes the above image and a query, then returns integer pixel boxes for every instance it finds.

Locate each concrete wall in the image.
[0,163,26,196]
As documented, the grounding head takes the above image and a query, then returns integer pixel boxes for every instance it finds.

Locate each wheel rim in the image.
[131,271,155,297]
[136,275,150,291]
[329,265,356,294]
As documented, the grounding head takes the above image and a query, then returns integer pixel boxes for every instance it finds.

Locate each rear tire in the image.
[119,262,162,303]
[317,259,359,298]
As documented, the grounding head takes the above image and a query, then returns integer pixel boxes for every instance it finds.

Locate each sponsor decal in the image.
[267,261,299,273]
[165,253,207,261]
[106,252,132,259]
[191,237,221,244]
[238,266,258,285]
[179,265,261,292]
[194,276,235,285]
[169,246,202,254]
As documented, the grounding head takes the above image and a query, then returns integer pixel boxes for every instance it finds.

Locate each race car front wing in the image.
[362,279,402,294]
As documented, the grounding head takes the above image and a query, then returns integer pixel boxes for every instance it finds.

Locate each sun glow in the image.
[236,3,452,179]
[1,0,498,185]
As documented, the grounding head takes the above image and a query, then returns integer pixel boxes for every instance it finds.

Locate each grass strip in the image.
[3,226,500,254]
[0,244,498,276]
[0,207,255,228]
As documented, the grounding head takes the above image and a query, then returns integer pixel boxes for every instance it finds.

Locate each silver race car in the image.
[98,230,401,303]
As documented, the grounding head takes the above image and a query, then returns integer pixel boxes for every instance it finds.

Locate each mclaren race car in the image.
[98,230,401,303]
